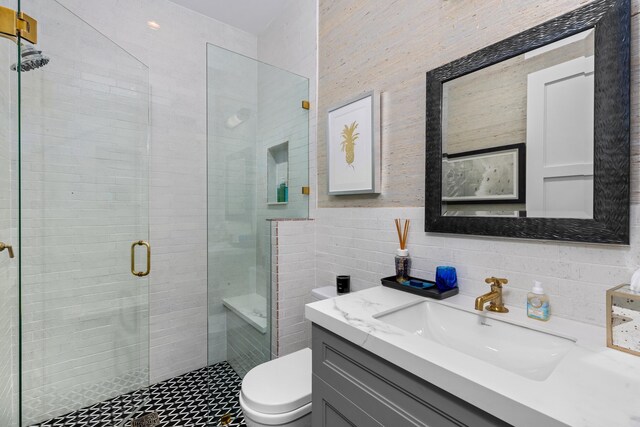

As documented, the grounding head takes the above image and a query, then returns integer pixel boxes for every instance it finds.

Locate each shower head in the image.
[11,44,49,72]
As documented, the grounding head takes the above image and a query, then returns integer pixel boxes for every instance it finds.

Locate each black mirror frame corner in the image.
[425,0,630,244]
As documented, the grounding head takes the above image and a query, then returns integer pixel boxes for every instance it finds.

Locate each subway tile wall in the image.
[271,220,316,357]
[55,0,258,383]
[258,0,319,358]
[254,65,311,306]
[226,310,269,378]
[18,3,151,422]
[207,45,259,366]
[258,0,319,215]
[211,40,312,369]
[314,206,640,326]
[267,205,640,348]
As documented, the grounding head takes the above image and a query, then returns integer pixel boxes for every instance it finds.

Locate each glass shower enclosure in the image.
[0,2,19,426]
[0,3,308,426]
[1,1,150,425]
[206,44,309,378]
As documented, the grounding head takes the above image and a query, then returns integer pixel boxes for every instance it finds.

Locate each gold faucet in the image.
[475,277,509,313]
[0,242,13,258]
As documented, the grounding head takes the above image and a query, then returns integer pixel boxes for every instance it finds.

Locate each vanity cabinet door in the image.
[312,324,512,427]
[313,374,383,427]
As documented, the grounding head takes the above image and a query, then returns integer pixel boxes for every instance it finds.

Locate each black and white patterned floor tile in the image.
[30,362,246,427]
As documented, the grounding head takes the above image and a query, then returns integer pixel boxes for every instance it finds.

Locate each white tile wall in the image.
[258,0,318,216]
[226,309,269,378]
[314,206,640,326]
[271,220,316,357]
[55,0,258,384]
[257,0,319,358]
[254,63,310,302]
[17,3,152,422]
[207,44,259,365]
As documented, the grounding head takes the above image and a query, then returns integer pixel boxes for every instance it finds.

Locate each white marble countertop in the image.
[305,286,640,427]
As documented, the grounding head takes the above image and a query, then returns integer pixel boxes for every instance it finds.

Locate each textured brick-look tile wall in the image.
[315,206,640,326]
[55,0,257,385]
[0,33,17,427]
[271,220,316,357]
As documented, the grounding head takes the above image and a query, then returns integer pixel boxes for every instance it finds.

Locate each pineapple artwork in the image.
[328,92,379,194]
[340,121,359,169]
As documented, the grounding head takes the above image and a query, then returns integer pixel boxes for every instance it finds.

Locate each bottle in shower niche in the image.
[527,280,550,321]
[277,178,288,203]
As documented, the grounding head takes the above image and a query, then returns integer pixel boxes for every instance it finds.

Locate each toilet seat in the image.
[240,348,312,423]
[240,393,311,424]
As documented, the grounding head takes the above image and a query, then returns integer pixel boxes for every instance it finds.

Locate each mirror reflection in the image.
[442,29,595,219]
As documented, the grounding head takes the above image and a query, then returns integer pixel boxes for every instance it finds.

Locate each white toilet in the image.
[239,286,337,426]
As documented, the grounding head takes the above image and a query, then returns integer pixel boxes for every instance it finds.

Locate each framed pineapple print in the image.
[327,91,381,195]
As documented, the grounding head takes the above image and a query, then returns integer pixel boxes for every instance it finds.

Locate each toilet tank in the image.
[311,286,337,302]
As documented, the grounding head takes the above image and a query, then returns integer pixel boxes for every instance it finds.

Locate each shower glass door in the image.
[206,44,309,386]
[18,1,150,425]
[0,1,19,426]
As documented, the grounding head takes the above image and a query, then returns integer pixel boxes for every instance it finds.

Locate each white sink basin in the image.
[374,300,576,381]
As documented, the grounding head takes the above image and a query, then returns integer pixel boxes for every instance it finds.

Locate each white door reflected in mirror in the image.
[526,55,594,219]
[441,28,595,219]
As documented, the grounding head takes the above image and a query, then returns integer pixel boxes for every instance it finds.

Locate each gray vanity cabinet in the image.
[312,324,511,427]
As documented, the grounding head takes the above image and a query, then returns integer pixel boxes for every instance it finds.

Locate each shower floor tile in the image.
[30,362,246,427]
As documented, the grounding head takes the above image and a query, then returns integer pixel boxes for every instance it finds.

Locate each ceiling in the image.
[168,0,290,35]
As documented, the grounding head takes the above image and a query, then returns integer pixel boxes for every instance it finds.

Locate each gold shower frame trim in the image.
[0,6,37,44]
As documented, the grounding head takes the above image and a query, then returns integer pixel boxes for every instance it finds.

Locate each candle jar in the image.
[336,275,351,294]
[395,249,411,283]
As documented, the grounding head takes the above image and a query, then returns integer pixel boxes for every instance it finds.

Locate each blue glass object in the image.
[435,266,458,292]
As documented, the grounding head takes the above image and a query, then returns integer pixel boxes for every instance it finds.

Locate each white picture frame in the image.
[327,91,381,195]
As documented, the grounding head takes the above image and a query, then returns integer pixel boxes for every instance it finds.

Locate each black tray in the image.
[381,275,459,300]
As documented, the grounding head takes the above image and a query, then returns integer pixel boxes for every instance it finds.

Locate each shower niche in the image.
[267,141,289,205]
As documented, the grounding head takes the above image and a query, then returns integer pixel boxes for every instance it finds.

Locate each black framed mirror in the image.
[425,0,630,244]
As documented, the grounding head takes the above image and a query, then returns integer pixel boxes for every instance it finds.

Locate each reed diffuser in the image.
[394,219,411,283]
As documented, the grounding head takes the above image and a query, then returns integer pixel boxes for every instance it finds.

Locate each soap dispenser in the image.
[527,281,550,321]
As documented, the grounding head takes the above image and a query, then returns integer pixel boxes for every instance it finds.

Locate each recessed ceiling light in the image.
[147,21,160,30]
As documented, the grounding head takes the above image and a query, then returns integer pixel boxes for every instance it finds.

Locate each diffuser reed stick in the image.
[394,219,410,250]
[394,219,403,249]
[403,219,409,249]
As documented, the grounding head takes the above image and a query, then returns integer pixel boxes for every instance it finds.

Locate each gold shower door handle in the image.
[0,242,14,258]
[131,240,150,277]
